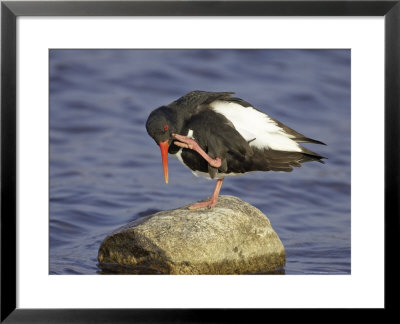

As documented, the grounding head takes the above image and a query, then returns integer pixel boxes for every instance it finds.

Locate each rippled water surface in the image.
[50,49,350,274]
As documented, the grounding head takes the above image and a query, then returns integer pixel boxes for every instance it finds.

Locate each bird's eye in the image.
[164,125,169,131]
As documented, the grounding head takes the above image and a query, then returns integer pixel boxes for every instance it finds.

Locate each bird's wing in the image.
[268,116,326,145]
[209,99,319,153]
[185,108,253,161]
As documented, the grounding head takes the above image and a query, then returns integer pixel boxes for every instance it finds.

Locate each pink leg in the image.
[172,133,224,210]
[172,133,222,168]
[188,178,224,210]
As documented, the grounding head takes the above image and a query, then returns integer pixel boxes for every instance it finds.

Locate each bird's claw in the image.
[172,133,196,149]
[173,141,191,149]
[188,198,217,210]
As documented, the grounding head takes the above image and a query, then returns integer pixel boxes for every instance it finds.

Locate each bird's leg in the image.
[172,133,224,209]
[172,133,222,168]
[188,178,224,210]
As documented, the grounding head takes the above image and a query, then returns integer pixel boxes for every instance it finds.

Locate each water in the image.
[49,49,350,275]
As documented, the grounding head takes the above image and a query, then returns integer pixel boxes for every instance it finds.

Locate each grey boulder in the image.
[98,195,285,274]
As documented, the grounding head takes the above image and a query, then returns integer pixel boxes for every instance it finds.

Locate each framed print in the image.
[1,0,398,321]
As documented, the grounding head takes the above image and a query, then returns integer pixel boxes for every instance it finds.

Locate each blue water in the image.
[49,49,350,275]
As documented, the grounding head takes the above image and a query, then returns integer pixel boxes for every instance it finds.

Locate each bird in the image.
[146,91,326,210]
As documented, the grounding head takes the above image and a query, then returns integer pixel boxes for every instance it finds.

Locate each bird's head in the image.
[146,107,177,184]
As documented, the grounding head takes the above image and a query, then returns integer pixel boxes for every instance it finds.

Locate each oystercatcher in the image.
[146,91,326,210]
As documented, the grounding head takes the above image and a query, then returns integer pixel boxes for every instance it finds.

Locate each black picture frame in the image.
[1,0,398,321]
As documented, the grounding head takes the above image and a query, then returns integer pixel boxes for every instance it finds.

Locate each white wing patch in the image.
[210,100,301,152]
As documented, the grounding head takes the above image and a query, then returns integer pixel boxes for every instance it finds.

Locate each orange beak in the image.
[159,140,169,184]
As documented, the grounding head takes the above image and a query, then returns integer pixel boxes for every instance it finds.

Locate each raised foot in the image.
[172,133,222,168]
[172,133,197,149]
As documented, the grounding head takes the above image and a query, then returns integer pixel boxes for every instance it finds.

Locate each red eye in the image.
[164,125,169,131]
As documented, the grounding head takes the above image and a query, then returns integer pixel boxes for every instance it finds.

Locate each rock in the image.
[98,195,285,274]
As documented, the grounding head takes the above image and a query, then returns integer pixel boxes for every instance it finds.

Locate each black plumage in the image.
[146,90,326,209]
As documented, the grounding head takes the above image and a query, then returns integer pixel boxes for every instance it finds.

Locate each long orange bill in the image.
[159,140,169,184]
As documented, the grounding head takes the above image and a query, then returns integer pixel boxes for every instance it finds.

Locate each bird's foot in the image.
[173,133,196,150]
[188,178,224,210]
[172,133,222,168]
[188,197,218,210]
